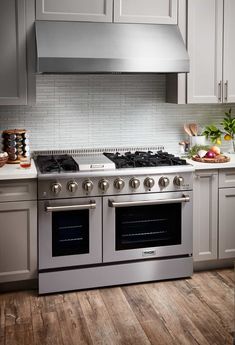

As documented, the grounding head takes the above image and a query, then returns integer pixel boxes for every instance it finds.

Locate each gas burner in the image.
[103,151,187,169]
[36,155,79,173]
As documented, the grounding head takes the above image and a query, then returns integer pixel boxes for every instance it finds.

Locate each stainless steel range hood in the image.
[35,21,189,74]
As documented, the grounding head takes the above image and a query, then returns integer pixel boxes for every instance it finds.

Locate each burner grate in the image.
[104,151,187,169]
[36,155,79,174]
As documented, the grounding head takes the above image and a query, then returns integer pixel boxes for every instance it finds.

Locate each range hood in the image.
[35,21,189,74]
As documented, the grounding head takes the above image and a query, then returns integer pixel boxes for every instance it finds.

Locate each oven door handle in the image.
[45,200,96,212]
[108,195,190,208]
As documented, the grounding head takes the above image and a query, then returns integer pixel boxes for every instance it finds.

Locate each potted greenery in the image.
[203,108,235,152]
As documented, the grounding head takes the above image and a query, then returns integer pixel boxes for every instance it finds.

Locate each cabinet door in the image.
[0,0,27,105]
[0,201,37,283]
[223,0,235,103]
[36,0,113,22]
[219,188,235,259]
[187,0,223,103]
[193,171,218,261]
[114,0,177,24]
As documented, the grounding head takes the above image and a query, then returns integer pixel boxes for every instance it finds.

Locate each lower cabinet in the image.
[194,169,235,262]
[193,170,218,261]
[218,169,235,259]
[0,180,37,283]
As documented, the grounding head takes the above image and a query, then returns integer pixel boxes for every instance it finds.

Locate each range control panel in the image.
[38,172,193,200]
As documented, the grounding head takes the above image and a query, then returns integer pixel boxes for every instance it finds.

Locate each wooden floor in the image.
[0,269,234,345]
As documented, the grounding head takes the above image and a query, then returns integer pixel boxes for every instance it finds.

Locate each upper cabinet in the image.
[36,0,178,24]
[223,0,235,103]
[0,0,35,106]
[0,0,27,105]
[187,0,235,104]
[36,0,113,22]
[114,0,177,24]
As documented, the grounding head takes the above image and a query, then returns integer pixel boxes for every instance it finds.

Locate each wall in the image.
[0,74,234,152]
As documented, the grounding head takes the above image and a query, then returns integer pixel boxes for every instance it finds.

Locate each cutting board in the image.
[192,155,230,163]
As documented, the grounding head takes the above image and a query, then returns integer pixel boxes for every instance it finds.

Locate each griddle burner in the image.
[103,151,187,169]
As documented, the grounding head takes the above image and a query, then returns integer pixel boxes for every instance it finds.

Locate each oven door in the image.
[103,191,193,263]
[38,197,102,270]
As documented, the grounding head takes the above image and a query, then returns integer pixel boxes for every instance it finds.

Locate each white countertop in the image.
[187,153,235,170]
[0,159,37,180]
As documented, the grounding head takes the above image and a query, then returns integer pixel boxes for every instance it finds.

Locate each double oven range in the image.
[36,150,194,294]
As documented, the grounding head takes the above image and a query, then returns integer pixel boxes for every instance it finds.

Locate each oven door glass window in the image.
[52,210,89,256]
[115,203,181,250]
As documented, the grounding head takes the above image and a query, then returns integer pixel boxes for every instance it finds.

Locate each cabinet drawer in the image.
[0,180,37,202]
[219,169,235,188]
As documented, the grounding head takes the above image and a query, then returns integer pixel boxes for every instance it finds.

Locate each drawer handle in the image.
[108,195,190,208]
[224,80,228,101]
[45,201,96,212]
[218,81,222,102]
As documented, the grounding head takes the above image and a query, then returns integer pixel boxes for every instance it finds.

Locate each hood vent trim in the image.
[36,21,189,74]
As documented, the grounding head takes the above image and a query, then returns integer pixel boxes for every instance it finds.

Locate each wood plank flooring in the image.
[0,269,234,345]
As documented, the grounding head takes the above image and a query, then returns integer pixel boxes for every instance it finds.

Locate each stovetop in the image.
[104,151,187,169]
[36,151,194,199]
[36,151,188,174]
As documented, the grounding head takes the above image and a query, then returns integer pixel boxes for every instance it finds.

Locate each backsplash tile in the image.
[0,74,234,152]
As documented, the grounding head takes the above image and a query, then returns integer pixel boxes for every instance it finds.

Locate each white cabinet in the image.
[36,0,178,24]
[114,0,177,24]
[187,0,235,104]
[223,0,235,103]
[219,188,235,259]
[36,0,113,22]
[218,169,235,259]
[194,169,235,262]
[0,0,27,105]
[193,170,218,261]
[0,180,37,283]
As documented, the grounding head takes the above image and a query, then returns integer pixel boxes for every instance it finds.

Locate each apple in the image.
[210,146,220,155]
[205,150,216,158]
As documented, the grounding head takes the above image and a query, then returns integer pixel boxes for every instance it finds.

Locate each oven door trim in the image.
[103,191,193,263]
[38,197,102,270]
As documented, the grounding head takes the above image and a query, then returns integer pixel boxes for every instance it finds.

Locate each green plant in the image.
[187,145,210,158]
[202,125,222,145]
[220,108,235,139]
[202,108,235,148]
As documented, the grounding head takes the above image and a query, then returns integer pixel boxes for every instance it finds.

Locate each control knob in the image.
[130,178,140,189]
[144,177,155,189]
[99,179,109,192]
[158,176,170,188]
[114,178,125,190]
[82,179,93,193]
[173,176,184,187]
[67,181,78,193]
[51,183,62,195]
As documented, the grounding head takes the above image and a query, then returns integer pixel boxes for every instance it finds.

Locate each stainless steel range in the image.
[36,150,194,294]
